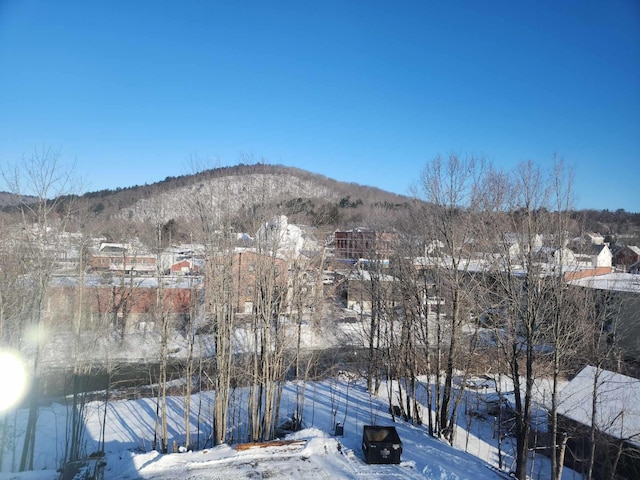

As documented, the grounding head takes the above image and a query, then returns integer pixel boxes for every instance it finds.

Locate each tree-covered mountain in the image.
[68,163,413,237]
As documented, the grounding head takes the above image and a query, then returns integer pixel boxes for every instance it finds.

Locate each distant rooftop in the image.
[568,272,640,294]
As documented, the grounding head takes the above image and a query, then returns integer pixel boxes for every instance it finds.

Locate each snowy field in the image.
[0,372,584,480]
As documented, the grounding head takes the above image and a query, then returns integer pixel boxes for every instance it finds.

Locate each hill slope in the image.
[78,163,413,229]
[6,376,516,479]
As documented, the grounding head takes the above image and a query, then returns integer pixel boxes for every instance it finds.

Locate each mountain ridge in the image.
[3,163,639,239]
[75,163,413,230]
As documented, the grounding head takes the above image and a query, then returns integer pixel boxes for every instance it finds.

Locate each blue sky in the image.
[1,1,638,211]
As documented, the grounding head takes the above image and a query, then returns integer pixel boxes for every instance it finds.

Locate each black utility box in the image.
[362,425,402,464]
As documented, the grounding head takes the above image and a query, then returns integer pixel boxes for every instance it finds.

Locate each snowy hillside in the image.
[119,173,339,224]
[0,375,582,479]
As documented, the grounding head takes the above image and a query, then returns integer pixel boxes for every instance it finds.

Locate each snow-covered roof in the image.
[628,246,640,256]
[99,242,130,252]
[347,270,396,283]
[165,244,206,255]
[232,246,288,261]
[50,274,201,289]
[558,366,640,445]
[567,272,640,294]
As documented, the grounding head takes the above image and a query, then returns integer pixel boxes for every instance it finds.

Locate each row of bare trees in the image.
[0,150,86,471]
[0,152,323,470]
[351,155,635,480]
[185,172,326,447]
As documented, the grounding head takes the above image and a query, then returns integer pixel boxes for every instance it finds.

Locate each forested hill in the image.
[0,191,37,208]
[2,163,639,240]
[74,163,413,231]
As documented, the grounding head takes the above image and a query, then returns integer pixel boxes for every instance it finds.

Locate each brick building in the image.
[333,228,396,261]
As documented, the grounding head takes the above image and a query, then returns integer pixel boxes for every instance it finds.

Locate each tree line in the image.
[351,156,637,480]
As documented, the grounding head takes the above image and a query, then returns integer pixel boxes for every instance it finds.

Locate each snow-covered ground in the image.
[0,373,583,479]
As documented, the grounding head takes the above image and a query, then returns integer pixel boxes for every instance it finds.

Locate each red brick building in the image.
[46,282,194,332]
[333,228,396,261]
[230,249,288,314]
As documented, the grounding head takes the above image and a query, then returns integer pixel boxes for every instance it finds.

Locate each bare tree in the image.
[542,160,587,480]
[1,148,80,471]
[414,154,487,443]
[289,252,321,431]
[397,235,430,422]
[189,172,237,446]
[182,276,201,451]
[62,232,101,465]
[246,228,289,442]
[480,160,586,480]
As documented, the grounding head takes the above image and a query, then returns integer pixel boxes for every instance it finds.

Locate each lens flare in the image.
[0,350,29,412]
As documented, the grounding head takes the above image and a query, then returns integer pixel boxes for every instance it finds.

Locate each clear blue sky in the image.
[1,1,638,211]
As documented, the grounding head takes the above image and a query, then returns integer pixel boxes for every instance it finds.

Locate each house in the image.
[567,273,640,360]
[491,232,545,260]
[90,242,156,275]
[424,239,445,257]
[159,244,205,272]
[532,246,576,266]
[572,232,605,247]
[170,258,204,275]
[614,245,640,270]
[574,244,613,269]
[593,244,613,268]
[556,365,640,479]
